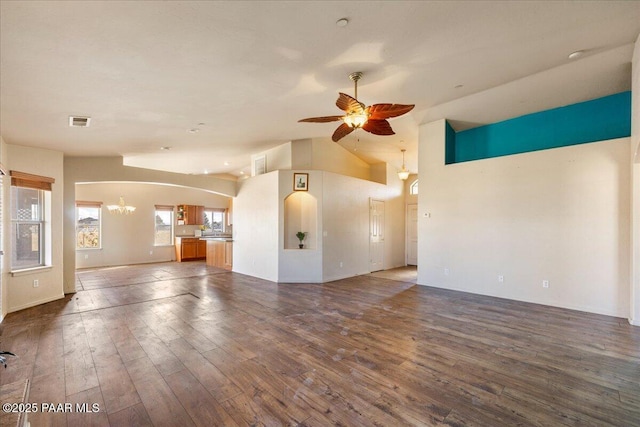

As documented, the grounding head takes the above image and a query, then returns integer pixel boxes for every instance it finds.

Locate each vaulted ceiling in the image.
[1,1,639,177]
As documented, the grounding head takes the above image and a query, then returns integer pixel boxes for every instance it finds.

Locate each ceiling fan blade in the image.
[298,115,344,123]
[336,93,365,114]
[332,123,355,142]
[367,103,415,120]
[362,119,395,136]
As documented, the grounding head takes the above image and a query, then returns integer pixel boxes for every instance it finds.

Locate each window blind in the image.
[10,171,55,191]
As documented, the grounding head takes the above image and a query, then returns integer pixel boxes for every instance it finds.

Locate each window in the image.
[10,170,54,270]
[410,179,419,195]
[76,201,102,249]
[154,205,174,246]
[204,208,225,232]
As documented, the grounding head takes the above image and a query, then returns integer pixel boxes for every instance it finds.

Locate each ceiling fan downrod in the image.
[349,71,363,100]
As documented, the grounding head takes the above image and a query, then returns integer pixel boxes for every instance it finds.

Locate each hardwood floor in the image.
[1,261,639,426]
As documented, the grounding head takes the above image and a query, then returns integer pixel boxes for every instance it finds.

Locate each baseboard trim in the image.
[8,293,65,314]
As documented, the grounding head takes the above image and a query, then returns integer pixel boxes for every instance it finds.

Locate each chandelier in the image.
[107,196,136,214]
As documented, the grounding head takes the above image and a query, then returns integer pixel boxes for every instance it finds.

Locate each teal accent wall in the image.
[445,120,456,165]
[445,91,631,164]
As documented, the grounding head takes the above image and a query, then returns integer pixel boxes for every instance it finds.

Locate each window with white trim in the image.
[204,208,225,232]
[10,171,54,270]
[76,201,102,249]
[410,179,419,195]
[154,205,174,246]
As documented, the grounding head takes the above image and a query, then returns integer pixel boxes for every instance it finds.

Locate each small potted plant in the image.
[296,231,307,249]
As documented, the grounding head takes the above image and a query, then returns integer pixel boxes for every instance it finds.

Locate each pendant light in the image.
[398,149,410,181]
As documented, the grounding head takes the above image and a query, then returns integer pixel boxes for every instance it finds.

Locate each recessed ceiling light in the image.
[568,50,584,60]
[240,171,245,175]
[187,128,199,134]
[224,161,230,166]
[160,146,171,150]
[454,84,464,89]
[336,18,349,27]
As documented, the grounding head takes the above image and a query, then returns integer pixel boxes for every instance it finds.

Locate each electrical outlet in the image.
[149,250,153,255]
[444,268,450,276]
[339,262,343,268]
[84,254,89,260]
[33,279,39,288]
[542,280,549,288]
[498,275,504,283]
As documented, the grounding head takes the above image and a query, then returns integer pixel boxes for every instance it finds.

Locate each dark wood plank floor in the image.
[1,262,639,426]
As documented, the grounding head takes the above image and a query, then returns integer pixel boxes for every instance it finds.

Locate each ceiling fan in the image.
[298,71,415,142]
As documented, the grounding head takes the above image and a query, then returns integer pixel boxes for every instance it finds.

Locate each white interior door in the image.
[370,199,384,272]
[407,203,418,265]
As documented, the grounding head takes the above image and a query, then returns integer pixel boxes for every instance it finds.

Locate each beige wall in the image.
[418,119,631,317]
[75,182,230,269]
[631,33,640,325]
[252,142,293,174]
[310,138,371,181]
[3,144,65,313]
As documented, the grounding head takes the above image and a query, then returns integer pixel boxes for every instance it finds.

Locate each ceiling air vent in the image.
[69,116,91,127]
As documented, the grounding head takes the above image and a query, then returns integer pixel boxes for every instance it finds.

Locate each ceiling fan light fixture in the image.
[298,70,414,142]
[343,112,369,128]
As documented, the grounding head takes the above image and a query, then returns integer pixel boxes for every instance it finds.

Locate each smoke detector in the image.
[69,116,91,127]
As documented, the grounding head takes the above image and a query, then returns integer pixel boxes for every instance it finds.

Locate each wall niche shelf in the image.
[284,192,317,250]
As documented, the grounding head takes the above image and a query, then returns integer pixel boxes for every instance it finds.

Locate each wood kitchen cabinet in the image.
[177,204,205,225]
[223,241,233,270]
[175,237,206,262]
[206,240,233,270]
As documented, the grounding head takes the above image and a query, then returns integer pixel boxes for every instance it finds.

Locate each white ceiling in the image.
[1,1,639,177]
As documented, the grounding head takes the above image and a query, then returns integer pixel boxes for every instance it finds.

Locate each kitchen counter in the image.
[199,236,233,242]
[205,238,233,270]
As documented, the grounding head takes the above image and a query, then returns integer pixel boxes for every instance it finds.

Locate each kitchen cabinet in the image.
[177,205,205,225]
[206,239,233,270]
[223,241,233,270]
[175,237,206,262]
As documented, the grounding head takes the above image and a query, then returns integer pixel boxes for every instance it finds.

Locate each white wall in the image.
[0,137,6,320]
[233,171,280,282]
[631,33,640,325]
[75,182,230,269]
[418,119,631,318]
[279,170,323,283]
[235,168,405,284]
[3,144,65,313]
[322,170,405,282]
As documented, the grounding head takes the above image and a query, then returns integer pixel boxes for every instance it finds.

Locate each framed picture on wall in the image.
[293,173,308,191]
